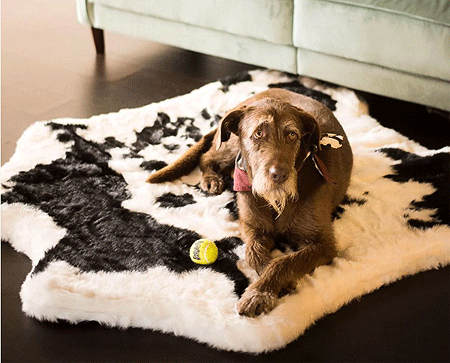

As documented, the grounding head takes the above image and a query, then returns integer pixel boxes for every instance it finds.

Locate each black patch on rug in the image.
[48,122,88,132]
[1,122,249,296]
[268,80,337,111]
[220,71,252,92]
[172,117,202,142]
[332,193,368,221]
[380,148,449,229]
[128,113,203,156]
[103,137,127,149]
[225,195,239,221]
[163,144,180,152]
[123,151,143,159]
[201,108,211,120]
[356,92,450,150]
[156,192,196,208]
[140,160,167,171]
[185,125,202,142]
[132,112,177,149]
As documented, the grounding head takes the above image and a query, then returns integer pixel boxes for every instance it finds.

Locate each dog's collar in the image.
[234,151,252,192]
[302,149,337,185]
[233,133,342,192]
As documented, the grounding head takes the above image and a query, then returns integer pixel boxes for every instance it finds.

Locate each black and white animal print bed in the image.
[2,70,449,353]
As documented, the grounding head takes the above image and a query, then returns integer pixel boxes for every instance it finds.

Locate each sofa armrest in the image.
[75,0,93,26]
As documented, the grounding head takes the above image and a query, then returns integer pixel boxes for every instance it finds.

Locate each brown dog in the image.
[147,89,353,317]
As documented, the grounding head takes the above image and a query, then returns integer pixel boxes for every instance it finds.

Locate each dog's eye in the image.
[288,131,298,140]
[254,130,264,139]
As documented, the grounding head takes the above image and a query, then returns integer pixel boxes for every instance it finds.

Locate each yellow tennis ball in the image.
[190,239,218,265]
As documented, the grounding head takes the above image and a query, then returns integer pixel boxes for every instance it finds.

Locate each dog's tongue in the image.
[233,167,252,192]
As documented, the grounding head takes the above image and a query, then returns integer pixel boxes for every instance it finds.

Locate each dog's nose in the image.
[269,166,289,184]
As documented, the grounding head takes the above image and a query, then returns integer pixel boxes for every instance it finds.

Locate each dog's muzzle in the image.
[268,165,289,184]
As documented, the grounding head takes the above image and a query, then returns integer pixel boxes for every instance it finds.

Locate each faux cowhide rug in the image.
[2,70,449,354]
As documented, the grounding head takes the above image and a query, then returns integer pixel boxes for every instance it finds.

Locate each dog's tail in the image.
[146,129,217,183]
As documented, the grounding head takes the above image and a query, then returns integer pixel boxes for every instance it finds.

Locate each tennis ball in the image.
[190,239,218,265]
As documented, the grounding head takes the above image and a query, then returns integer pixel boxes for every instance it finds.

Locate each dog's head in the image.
[217,98,320,214]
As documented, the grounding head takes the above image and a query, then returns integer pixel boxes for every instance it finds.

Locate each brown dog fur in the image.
[147,89,353,317]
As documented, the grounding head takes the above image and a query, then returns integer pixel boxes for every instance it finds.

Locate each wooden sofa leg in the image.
[91,27,105,54]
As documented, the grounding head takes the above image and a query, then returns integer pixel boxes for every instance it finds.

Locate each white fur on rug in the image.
[2,70,449,354]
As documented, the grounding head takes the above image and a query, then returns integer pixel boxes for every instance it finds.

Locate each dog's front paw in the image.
[200,174,224,194]
[237,288,278,318]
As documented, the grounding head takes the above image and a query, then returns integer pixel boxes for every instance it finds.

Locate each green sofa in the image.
[76,0,450,111]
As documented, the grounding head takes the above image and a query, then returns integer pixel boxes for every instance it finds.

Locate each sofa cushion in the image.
[293,0,450,81]
[92,4,297,73]
[330,0,450,25]
[297,48,450,111]
[90,0,294,45]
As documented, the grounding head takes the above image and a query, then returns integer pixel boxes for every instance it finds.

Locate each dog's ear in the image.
[294,107,321,169]
[295,107,321,152]
[216,106,246,150]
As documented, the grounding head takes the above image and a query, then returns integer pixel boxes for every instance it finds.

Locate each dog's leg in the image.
[237,236,337,317]
[241,226,275,275]
[237,195,277,275]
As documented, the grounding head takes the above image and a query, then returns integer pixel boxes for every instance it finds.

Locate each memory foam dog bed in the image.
[2,70,449,353]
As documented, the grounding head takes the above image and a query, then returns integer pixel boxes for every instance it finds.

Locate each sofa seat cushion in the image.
[90,0,294,45]
[335,0,450,25]
[91,5,297,73]
[293,0,450,81]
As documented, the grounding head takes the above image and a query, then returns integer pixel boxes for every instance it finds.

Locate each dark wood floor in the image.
[2,1,449,363]
[1,0,256,165]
